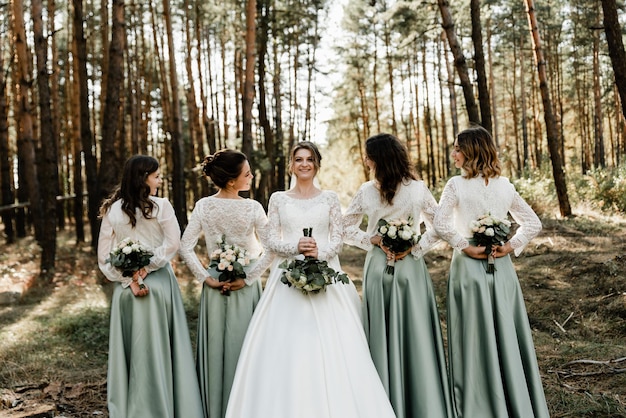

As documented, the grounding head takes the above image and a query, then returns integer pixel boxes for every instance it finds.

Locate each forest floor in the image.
[1,210,626,417]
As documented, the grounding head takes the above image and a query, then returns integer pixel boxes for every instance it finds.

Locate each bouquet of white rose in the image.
[208,234,251,296]
[279,255,349,295]
[279,227,349,295]
[470,213,511,274]
[106,238,154,289]
[377,217,420,274]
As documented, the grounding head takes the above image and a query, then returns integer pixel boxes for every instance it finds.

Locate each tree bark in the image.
[242,0,257,160]
[97,0,126,248]
[72,0,96,245]
[11,0,45,244]
[601,0,626,144]
[163,0,187,227]
[0,36,14,244]
[437,0,480,125]
[32,0,59,276]
[525,0,571,217]
[470,0,492,133]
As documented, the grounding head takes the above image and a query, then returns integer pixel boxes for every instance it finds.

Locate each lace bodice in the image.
[343,180,440,258]
[266,190,343,262]
[98,196,180,287]
[433,175,541,256]
[179,196,271,285]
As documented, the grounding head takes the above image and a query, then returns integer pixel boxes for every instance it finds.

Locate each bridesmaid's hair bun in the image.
[201,149,248,189]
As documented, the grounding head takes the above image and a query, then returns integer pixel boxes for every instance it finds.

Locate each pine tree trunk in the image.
[242,0,257,159]
[602,0,626,139]
[0,37,14,244]
[470,0,492,133]
[437,0,480,125]
[72,0,96,245]
[32,0,59,277]
[525,0,572,217]
[163,0,187,227]
[11,0,45,244]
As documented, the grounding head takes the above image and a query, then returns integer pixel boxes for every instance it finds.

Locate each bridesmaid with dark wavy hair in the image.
[98,155,203,418]
[343,133,453,418]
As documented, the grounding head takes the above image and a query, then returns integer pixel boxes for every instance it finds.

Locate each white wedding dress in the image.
[225,191,396,418]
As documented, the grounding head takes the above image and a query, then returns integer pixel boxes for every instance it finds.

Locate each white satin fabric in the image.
[224,191,396,418]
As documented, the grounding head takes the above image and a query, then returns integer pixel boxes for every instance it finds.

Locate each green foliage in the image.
[579,166,626,213]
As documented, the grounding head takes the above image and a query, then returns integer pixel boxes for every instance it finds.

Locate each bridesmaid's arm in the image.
[179,202,211,284]
[342,185,373,251]
[244,203,274,285]
[145,199,181,273]
[97,213,130,286]
[411,183,441,258]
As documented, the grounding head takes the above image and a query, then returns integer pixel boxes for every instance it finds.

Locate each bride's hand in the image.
[298,237,318,258]
[492,241,513,258]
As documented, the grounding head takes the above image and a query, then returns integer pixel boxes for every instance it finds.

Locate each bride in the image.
[225,142,396,418]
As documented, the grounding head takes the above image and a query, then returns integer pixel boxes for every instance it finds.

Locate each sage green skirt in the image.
[447,250,549,418]
[362,247,453,418]
[107,264,203,418]
[196,280,262,418]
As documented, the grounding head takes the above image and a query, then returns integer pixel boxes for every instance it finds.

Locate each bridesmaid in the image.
[343,133,453,418]
[98,155,203,418]
[434,125,549,417]
[179,149,271,418]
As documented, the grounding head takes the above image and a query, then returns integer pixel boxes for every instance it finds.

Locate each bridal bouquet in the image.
[209,234,251,296]
[106,238,154,289]
[279,255,349,295]
[377,217,420,274]
[279,227,349,295]
[470,213,511,274]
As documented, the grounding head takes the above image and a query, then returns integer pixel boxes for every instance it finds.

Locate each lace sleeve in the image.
[343,186,372,251]
[412,184,441,257]
[179,203,210,283]
[317,192,344,261]
[508,191,542,256]
[244,203,274,285]
[266,193,299,257]
[434,179,469,251]
[145,200,181,273]
[97,212,129,286]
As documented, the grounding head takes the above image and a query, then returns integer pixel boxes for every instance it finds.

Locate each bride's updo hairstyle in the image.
[365,133,416,205]
[202,149,248,189]
[456,125,501,179]
[288,141,322,176]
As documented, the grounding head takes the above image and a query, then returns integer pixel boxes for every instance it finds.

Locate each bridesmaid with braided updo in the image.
[179,149,272,418]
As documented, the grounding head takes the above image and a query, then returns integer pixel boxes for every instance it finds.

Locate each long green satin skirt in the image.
[196,280,262,418]
[447,250,549,418]
[107,264,203,418]
[362,247,454,418]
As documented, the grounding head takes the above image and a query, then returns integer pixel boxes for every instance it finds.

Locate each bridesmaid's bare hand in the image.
[462,245,489,260]
[130,280,149,297]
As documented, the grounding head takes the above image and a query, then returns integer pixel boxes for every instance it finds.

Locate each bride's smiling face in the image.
[292,148,317,180]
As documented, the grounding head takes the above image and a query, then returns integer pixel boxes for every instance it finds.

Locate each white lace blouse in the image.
[178,196,271,285]
[342,180,440,258]
[97,196,180,287]
[434,175,541,256]
[265,190,343,262]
